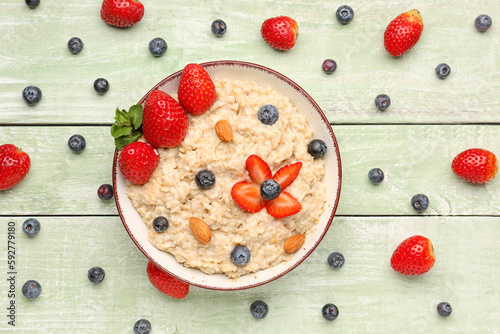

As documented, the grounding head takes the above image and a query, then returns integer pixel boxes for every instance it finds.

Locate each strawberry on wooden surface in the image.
[0,144,31,190]
[118,141,159,185]
[101,0,144,28]
[451,148,498,184]
[142,90,189,148]
[390,235,435,276]
[178,63,217,115]
[261,16,299,51]
[146,261,189,299]
[384,9,423,57]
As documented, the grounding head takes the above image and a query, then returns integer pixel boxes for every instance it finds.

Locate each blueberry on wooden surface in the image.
[152,216,169,233]
[475,14,492,32]
[22,218,41,237]
[67,37,84,54]
[195,169,216,189]
[22,280,42,299]
[258,104,279,125]
[68,134,86,152]
[307,139,327,159]
[22,85,42,106]
[435,63,451,79]
[87,267,105,284]
[336,5,354,25]
[97,184,113,201]
[133,319,151,334]
[231,245,250,266]
[250,300,269,319]
[93,78,109,94]
[149,37,168,57]
[437,302,452,317]
[322,59,337,74]
[322,303,339,321]
[411,194,429,212]
[211,19,227,37]
[375,94,391,111]
[260,179,281,200]
[368,168,384,184]
[327,252,345,269]
[25,0,40,9]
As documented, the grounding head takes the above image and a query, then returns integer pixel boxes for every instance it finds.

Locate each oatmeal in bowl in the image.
[113,61,342,290]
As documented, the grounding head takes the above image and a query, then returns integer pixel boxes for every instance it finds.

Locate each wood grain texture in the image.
[0,0,499,125]
[1,125,499,216]
[1,216,499,333]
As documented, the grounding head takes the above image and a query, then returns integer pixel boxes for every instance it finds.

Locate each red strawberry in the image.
[273,162,302,190]
[146,261,189,299]
[0,144,31,191]
[261,16,299,51]
[178,64,217,115]
[384,9,423,57]
[265,192,302,218]
[118,141,159,185]
[100,0,144,28]
[390,235,435,276]
[143,90,189,148]
[246,155,272,184]
[231,182,266,213]
[451,148,498,184]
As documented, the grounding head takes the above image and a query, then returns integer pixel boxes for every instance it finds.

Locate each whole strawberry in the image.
[261,16,298,51]
[100,0,144,28]
[0,144,31,191]
[178,64,217,115]
[391,235,435,276]
[452,148,498,184]
[118,142,159,185]
[146,261,189,299]
[384,9,423,57]
[143,90,189,148]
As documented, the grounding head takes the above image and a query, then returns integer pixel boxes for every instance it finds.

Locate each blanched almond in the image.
[189,217,212,244]
[283,233,305,254]
[215,119,233,142]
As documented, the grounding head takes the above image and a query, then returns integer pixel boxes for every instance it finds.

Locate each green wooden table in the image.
[1,1,499,332]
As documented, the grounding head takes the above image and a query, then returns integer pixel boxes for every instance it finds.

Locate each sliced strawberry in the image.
[246,155,272,185]
[231,181,266,213]
[272,162,302,190]
[265,192,301,218]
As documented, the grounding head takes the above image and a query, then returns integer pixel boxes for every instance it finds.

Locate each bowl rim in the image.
[113,60,342,290]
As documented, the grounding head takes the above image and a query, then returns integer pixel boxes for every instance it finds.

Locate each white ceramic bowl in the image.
[113,60,342,290]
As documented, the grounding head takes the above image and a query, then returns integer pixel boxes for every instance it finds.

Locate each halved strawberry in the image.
[272,162,302,190]
[231,181,266,213]
[266,192,302,218]
[246,155,272,185]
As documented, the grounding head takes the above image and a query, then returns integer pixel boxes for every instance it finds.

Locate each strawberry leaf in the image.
[115,131,142,151]
[128,104,143,130]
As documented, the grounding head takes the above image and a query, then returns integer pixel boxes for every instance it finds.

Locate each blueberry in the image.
[322,303,339,321]
[336,5,354,25]
[327,252,345,269]
[211,19,227,37]
[368,168,384,184]
[260,179,281,200]
[307,139,327,159]
[87,267,105,284]
[152,216,169,233]
[67,37,84,54]
[258,104,279,125]
[250,300,269,319]
[195,169,216,190]
[94,78,109,95]
[22,85,42,106]
[322,59,337,74]
[435,63,451,79]
[437,302,452,317]
[22,218,41,237]
[149,37,168,57]
[25,0,40,9]
[475,14,492,32]
[133,319,152,334]
[68,134,86,152]
[231,245,250,266]
[22,280,41,299]
[411,194,429,212]
[375,94,391,111]
[97,184,113,201]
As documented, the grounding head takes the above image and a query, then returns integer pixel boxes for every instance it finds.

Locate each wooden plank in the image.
[1,216,498,332]
[1,124,499,216]
[0,0,499,125]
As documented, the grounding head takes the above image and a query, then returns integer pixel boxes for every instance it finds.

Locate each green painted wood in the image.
[0,0,499,125]
[1,216,498,333]
[1,125,499,216]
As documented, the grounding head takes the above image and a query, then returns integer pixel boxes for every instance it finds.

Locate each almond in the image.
[215,119,233,142]
[189,217,212,244]
[283,233,305,254]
